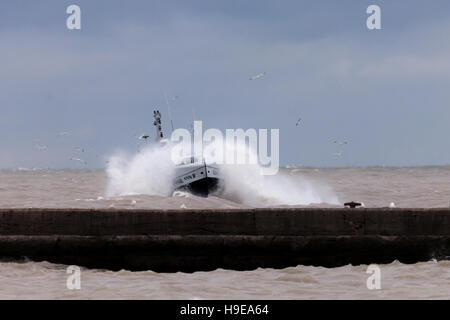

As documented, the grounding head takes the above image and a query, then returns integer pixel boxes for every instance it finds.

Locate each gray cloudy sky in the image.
[1,0,450,169]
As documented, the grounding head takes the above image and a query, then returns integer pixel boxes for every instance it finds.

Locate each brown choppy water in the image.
[0,166,449,299]
[0,260,448,300]
[1,166,449,209]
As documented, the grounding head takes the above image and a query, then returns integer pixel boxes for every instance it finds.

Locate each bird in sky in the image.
[334,140,348,145]
[73,147,85,153]
[70,158,87,165]
[35,143,47,151]
[138,135,150,140]
[249,72,266,80]
[58,131,70,137]
[296,118,302,126]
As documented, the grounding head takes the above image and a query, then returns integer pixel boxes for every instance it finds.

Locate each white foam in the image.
[106,143,176,197]
[219,163,339,207]
[173,191,191,198]
[105,140,339,207]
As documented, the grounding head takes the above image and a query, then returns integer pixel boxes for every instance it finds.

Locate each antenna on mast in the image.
[164,92,175,133]
[153,110,164,141]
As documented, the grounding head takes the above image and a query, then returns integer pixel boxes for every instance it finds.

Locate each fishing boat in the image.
[173,156,221,197]
[153,110,222,197]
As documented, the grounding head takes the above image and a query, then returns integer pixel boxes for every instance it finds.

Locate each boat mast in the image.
[153,110,164,141]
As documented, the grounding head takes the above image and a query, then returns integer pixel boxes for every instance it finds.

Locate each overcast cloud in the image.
[0,1,449,168]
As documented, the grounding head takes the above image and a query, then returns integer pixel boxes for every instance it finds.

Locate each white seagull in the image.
[35,144,48,151]
[249,72,266,80]
[58,132,70,137]
[138,135,150,140]
[70,158,87,165]
[73,147,85,153]
[334,140,348,145]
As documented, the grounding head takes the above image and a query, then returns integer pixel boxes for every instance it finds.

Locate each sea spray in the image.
[105,140,339,206]
[216,141,339,206]
[218,164,339,206]
[106,143,176,197]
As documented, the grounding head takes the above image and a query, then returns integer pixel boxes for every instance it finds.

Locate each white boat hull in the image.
[173,163,221,197]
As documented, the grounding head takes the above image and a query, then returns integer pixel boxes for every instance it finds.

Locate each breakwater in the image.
[0,208,448,272]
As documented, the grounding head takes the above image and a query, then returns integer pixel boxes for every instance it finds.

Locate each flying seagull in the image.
[249,72,266,80]
[334,140,348,145]
[35,143,47,151]
[73,147,85,153]
[296,118,302,126]
[70,158,87,165]
[133,133,150,141]
[58,131,70,137]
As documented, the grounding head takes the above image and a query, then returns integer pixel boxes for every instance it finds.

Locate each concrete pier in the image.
[0,208,449,272]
